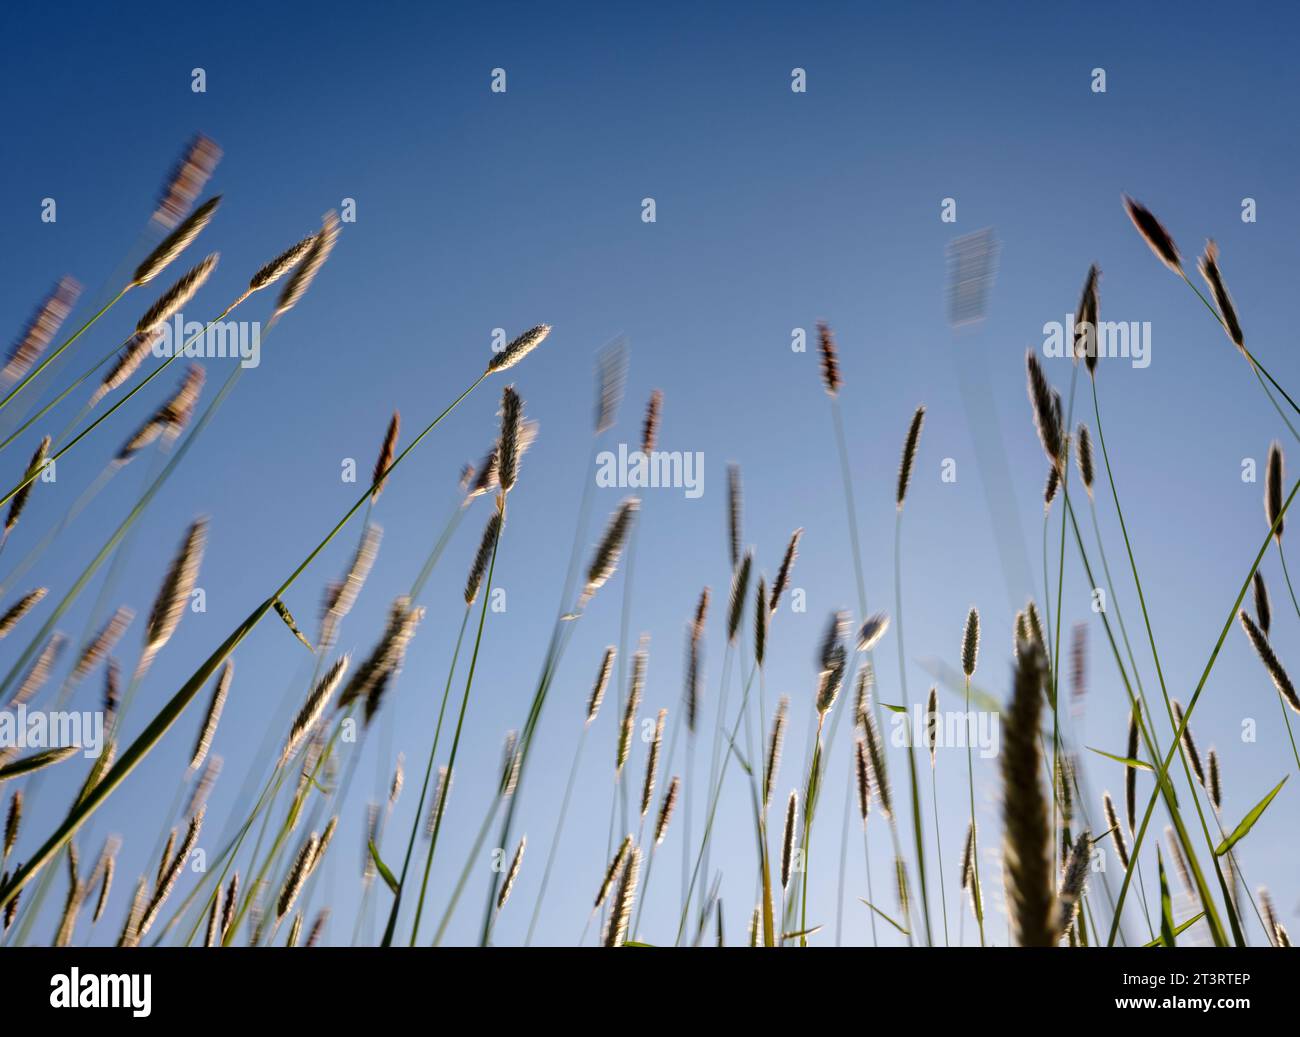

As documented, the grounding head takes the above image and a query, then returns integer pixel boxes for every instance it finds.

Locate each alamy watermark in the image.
[152,313,261,368]
[889,704,1000,759]
[1043,311,1151,369]
[595,442,704,499]
[0,704,104,759]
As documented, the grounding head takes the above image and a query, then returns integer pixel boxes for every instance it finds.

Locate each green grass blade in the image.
[1214,776,1287,856]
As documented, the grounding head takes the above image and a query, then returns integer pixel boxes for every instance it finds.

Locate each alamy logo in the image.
[595,443,704,499]
[50,969,151,1017]
[889,704,1001,759]
[0,705,103,758]
[1042,311,1151,369]
[153,313,261,368]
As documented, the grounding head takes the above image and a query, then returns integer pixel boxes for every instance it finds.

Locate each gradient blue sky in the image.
[1,0,1298,946]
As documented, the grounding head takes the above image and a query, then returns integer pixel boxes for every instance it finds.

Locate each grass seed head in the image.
[273,211,340,321]
[153,135,221,229]
[1198,240,1245,353]
[370,411,400,503]
[1002,639,1054,947]
[5,435,50,538]
[1253,571,1271,638]
[497,387,522,493]
[1102,792,1129,869]
[857,611,890,653]
[1075,423,1095,496]
[189,659,232,771]
[641,388,662,454]
[654,776,680,845]
[1266,441,1284,541]
[817,321,841,396]
[586,646,616,725]
[770,528,802,615]
[726,464,742,569]
[0,587,47,640]
[764,697,789,809]
[1239,609,1300,713]
[593,338,629,436]
[1075,264,1100,370]
[961,606,980,678]
[781,791,798,890]
[132,195,221,287]
[3,276,81,382]
[1025,350,1064,471]
[602,846,641,947]
[248,233,316,294]
[135,252,219,335]
[580,497,639,606]
[726,550,752,643]
[896,405,925,508]
[496,836,526,911]
[1123,195,1182,274]
[488,324,551,374]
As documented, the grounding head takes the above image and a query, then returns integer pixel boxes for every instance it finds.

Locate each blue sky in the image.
[1,0,1298,946]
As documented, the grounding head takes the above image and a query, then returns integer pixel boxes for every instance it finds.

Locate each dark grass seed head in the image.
[781,791,798,890]
[1266,441,1284,542]
[370,411,400,503]
[1103,792,1129,870]
[5,436,51,538]
[1253,571,1271,638]
[764,697,789,809]
[1123,195,1182,275]
[770,528,802,615]
[1075,424,1095,496]
[1075,264,1100,371]
[1239,609,1300,713]
[1002,640,1054,947]
[1025,351,1064,471]
[497,387,522,494]
[961,607,980,678]
[896,405,925,508]
[0,587,47,640]
[817,321,841,396]
[726,464,742,569]
[1198,240,1245,353]
[727,551,752,643]
[654,776,680,845]
[640,388,662,454]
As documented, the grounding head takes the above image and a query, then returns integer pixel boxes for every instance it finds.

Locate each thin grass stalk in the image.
[926,700,949,945]
[418,509,503,936]
[0,362,497,908]
[0,288,131,420]
[476,495,633,944]
[0,297,249,511]
[1267,548,1300,772]
[893,509,932,945]
[402,606,471,944]
[673,644,762,944]
[523,722,592,946]
[1089,377,1241,945]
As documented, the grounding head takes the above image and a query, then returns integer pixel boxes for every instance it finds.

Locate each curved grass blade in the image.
[1213,776,1287,856]
[1086,746,1154,771]
[858,897,910,936]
